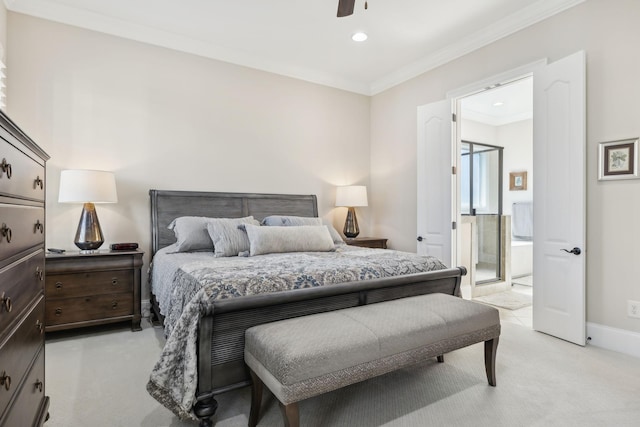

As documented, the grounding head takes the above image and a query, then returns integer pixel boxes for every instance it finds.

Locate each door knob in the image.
[561,247,581,255]
[417,236,423,242]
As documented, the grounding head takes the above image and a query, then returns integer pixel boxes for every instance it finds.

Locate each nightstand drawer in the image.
[0,251,44,334]
[45,270,133,299]
[45,293,133,326]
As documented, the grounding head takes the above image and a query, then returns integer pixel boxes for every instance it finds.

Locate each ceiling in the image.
[6,0,583,95]
[461,77,533,126]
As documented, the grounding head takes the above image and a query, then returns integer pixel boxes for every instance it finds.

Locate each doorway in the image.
[458,77,534,325]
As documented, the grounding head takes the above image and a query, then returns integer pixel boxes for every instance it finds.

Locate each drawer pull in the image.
[35,380,43,393]
[55,308,62,316]
[36,319,44,334]
[0,223,11,243]
[112,301,118,309]
[0,371,10,391]
[34,175,44,190]
[34,220,44,234]
[111,278,119,286]
[55,281,63,290]
[1,292,11,313]
[35,266,44,281]
[0,158,11,179]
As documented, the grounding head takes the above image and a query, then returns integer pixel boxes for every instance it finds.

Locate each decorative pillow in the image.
[206,217,261,257]
[260,215,344,244]
[167,216,256,253]
[244,224,335,256]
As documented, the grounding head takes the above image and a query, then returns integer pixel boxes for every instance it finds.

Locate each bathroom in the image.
[459,77,533,297]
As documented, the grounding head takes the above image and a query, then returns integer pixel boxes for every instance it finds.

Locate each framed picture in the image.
[598,138,639,180]
[509,171,527,191]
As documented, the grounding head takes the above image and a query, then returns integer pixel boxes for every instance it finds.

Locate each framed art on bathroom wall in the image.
[598,138,638,180]
[509,171,527,191]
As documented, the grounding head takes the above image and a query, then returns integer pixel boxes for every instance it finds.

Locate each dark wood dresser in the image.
[0,111,50,426]
[44,250,144,332]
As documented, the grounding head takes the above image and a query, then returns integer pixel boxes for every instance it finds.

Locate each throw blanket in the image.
[147,246,446,420]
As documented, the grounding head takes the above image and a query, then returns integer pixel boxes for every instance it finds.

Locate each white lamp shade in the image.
[335,185,368,207]
[58,170,118,203]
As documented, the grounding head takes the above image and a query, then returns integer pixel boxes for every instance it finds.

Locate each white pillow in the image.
[244,224,335,256]
[206,217,261,257]
[260,215,344,244]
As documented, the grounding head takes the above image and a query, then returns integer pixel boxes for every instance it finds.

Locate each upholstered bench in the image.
[244,293,500,427]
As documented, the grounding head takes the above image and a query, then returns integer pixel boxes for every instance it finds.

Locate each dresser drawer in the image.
[0,251,44,334]
[45,292,133,326]
[0,138,45,202]
[0,348,46,427]
[0,206,45,261]
[0,298,44,418]
[46,270,133,299]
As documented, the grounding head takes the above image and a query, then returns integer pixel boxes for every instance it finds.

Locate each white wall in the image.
[371,0,640,334]
[6,13,371,297]
[499,119,533,216]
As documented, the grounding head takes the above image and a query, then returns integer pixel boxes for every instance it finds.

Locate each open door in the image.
[417,100,453,267]
[532,51,586,345]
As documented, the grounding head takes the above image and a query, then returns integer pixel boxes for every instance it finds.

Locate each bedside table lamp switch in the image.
[335,185,368,238]
[58,169,118,251]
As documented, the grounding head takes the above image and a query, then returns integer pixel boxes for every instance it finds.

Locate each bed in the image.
[145,190,466,426]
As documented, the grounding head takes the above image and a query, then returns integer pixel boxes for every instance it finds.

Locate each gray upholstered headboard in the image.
[149,190,318,256]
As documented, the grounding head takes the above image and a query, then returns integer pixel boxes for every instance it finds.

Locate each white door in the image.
[532,51,586,345]
[417,100,453,267]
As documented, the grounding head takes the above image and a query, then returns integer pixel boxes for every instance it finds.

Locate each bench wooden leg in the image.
[248,369,263,427]
[279,402,299,427]
[484,337,499,387]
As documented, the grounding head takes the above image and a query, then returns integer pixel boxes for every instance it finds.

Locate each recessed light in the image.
[352,32,368,42]
[493,101,504,107]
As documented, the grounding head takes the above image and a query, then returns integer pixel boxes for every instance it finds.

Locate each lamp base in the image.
[343,207,360,238]
[74,202,105,250]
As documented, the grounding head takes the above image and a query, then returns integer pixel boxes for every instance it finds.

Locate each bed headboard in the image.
[149,190,318,256]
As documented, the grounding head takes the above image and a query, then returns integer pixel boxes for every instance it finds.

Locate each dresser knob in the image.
[55,282,63,290]
[0,371,10,391]
[34,176,44,190]
[0,224,11,243]
[36,319,44,334]
[55,308,62,316]
[112,301,118,309]
[1,292,11,313]
[34,379,43,393]
[111,278,118,286]
[34,220,44,234]
[35,266,44,281]
[0,158,11,179]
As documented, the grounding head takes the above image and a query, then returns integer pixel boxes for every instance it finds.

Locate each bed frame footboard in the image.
[193,266,466,425]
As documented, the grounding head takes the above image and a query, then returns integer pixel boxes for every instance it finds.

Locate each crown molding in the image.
[7,0,585,97]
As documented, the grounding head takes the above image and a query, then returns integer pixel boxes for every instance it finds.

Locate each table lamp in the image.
[58,169,118,251]
[335,185,368,238]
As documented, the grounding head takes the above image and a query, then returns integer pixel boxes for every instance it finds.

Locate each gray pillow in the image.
[167,215,256,253]
[244,224,335,256]
[206,217,261,257]
[260,215,344,244]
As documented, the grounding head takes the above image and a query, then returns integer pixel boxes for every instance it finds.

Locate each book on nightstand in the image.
[110,242,139,251]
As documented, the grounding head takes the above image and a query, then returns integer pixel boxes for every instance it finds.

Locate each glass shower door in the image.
[461,141,503,283]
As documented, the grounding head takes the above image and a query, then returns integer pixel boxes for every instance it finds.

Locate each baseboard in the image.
[141,299,151,319]
[586,322,640,359]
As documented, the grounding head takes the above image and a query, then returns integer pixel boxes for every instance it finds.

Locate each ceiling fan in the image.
[337,0,368,17]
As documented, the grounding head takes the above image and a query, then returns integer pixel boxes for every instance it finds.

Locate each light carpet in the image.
[44,318,640,427]
[473,290,532,310]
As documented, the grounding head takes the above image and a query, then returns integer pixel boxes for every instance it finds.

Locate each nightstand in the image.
[44,250,144,332]
[344,237,388,249]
